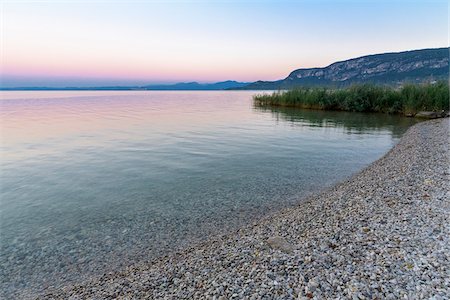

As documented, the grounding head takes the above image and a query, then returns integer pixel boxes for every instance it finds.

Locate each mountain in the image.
[0,80,249,91]
[2,48,447,91]
[142,80,248,90]
[238,47,449,90]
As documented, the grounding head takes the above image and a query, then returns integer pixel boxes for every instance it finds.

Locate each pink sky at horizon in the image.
[1,1,448,87]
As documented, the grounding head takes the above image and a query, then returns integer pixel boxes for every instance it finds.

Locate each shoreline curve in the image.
[43,118,450,299]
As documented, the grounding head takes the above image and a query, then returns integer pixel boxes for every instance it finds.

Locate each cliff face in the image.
[242,48,449,89]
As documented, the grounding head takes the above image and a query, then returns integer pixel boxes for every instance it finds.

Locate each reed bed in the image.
[254,82,449,115]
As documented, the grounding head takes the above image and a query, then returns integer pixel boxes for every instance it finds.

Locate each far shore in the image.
[40,118,450,299]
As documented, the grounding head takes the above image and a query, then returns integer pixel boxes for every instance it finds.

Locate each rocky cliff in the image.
[240,48,449,89]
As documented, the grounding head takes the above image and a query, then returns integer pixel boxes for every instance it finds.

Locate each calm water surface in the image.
[0,91,416,297]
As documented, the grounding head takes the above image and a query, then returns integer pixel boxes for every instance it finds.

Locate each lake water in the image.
[0,91,417,297]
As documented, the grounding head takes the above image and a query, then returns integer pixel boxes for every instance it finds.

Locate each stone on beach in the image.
[414,111,448,119]
[266,236,294,253]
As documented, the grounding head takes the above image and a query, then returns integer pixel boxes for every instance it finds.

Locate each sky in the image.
[0,0,448,87]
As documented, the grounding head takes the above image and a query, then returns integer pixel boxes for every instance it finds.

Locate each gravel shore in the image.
[43,118,449,299]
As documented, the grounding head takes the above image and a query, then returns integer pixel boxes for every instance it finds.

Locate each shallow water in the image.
[0,91,417,297]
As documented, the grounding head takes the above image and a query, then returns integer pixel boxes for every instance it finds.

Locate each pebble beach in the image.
[41,118,449,299]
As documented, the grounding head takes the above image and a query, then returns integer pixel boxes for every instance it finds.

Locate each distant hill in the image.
[238,47,449,90]
[0,80,249,91]
[2,48,448,91]
[142,80,249,90]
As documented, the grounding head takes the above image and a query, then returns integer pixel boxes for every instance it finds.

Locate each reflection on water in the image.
[255,106,418,138]
[0,91,416,298]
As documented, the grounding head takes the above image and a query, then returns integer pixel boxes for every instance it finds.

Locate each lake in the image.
[0,91,417,297]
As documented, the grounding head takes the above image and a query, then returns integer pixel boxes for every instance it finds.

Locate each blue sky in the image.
[1,0,448,87]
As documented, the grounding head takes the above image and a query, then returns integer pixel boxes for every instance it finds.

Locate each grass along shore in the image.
[42,119,449,299]
[254,82,449,116]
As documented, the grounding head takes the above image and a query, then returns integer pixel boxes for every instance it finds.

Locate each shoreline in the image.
[44,118,449,299]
